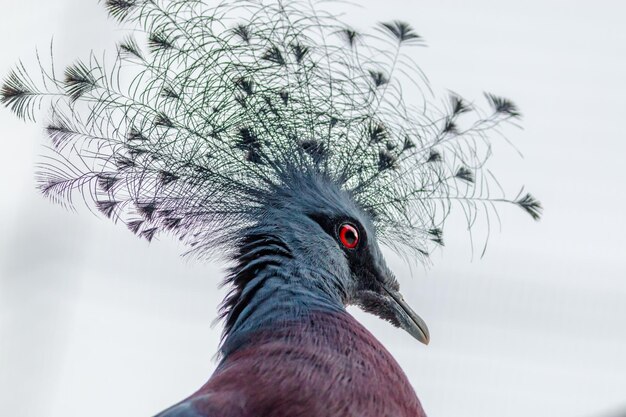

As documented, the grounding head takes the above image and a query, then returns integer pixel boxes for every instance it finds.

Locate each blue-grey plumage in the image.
[219,171,429,349]
[0,0,542,415]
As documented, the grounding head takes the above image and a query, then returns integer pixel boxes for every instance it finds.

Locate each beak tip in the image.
[416,328,430,345]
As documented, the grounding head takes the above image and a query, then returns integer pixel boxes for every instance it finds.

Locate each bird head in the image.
[256,171,429,344]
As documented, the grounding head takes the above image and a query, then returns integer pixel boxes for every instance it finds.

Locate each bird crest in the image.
[1,0,541,262]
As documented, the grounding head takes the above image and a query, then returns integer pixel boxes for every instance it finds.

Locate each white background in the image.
[1,1,625,416]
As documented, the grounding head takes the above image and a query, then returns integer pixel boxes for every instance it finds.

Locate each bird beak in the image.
[383,286,430,345]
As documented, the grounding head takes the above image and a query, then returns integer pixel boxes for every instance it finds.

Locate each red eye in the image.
[338,223,359,249]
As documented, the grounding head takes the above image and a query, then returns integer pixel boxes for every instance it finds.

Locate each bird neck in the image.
[220,248,348,358]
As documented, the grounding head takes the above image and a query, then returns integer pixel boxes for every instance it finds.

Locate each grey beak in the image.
[383,287,430,345]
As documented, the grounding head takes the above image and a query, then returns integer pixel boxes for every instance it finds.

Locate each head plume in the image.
[1,0,541,261]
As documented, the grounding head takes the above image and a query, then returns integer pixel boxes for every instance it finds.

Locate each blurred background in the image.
[0,1,624,416]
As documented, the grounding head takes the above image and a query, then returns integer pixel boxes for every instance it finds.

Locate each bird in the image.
[1,1,542,416]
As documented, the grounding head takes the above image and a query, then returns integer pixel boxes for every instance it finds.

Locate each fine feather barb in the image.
[1,0,541,260]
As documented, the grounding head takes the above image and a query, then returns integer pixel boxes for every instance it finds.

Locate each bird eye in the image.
[338,223,359,249]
